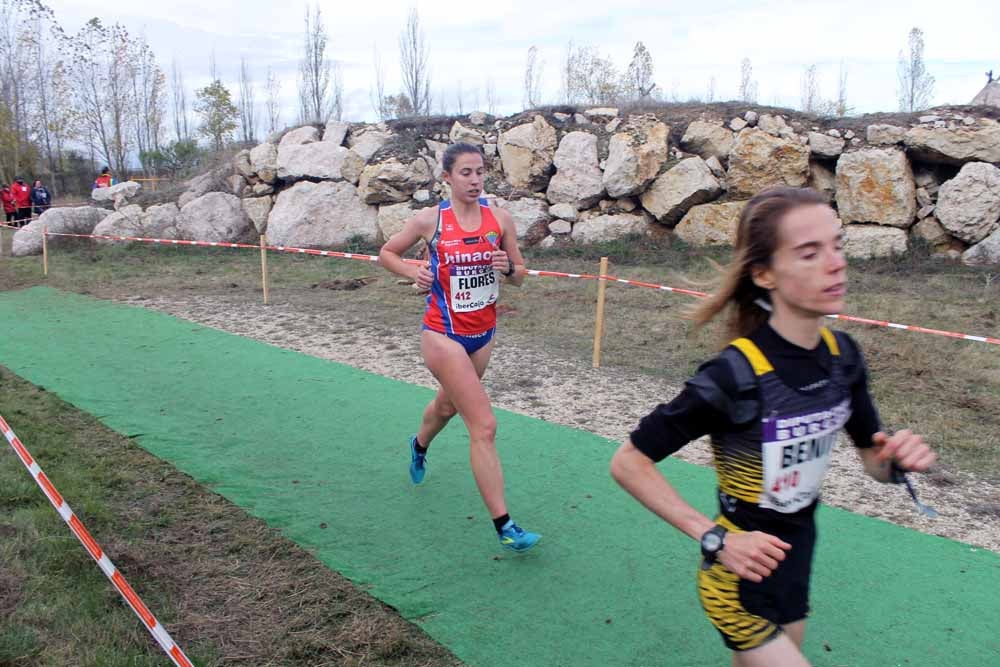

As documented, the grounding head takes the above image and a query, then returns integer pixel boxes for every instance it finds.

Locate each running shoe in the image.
[409,436,426,484]
[498,521,541,552]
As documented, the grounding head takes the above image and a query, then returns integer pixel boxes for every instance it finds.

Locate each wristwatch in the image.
[502,258,515,276]
[699,524,728,569]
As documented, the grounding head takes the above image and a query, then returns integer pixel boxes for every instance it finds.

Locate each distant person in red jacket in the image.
[93,167,114,189]
[10,177,31,226]
[1,185,15,224]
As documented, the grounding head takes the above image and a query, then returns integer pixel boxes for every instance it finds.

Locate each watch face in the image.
[703,533,722,551]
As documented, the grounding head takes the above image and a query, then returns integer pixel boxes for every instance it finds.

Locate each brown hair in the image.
[690,186,830,343]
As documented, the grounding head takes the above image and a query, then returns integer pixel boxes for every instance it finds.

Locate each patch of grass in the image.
[0,368,461,666]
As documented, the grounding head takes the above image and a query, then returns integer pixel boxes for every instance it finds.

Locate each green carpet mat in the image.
[0,287,996,666]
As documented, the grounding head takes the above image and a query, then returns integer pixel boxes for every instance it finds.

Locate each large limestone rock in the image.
[603,121,669,198]
[962,226,1000,265]
[242,197,273,234]
[277,142,351,181]
[935,162,1000,244]
[234,150,254,178]
[347,125,392,162]
[91,180,141,208]
[376,202,416,242]
[497,115,557,192]
[340,149,367,185]
[358,158,432,205]
[903,122,1000,165]
[450,121,485,145]
[279,125,320,147]
[808,161,837,201]
[843,224,908,259]
[250,143,279,183]
[971,81,1000,107]
[727,128,810,197]
[94,204,181,242]
[674,202,746,246]
[835,148,916,228]
[866,124,906,145]
[911,216,956,251]
[545,131,605,208]
[497,197,550,239]
[12,206,112,256]
[807,132,845,159]
[640,157,722,225]
[757,114,796,139]
[571,212,652,243]
[267,181,377,247]
[177,192,254,243]
[324,120,349,146]
[178,168,232,208]
[680,121,734,162]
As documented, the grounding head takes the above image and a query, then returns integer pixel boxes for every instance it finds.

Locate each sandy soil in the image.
[118,292,1000,554]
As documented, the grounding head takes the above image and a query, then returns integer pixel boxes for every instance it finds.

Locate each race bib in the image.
[759,400,850,513]
[449,264,498,312]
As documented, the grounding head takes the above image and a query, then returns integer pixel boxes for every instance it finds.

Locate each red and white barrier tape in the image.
[0,413,193,667]
[34,230,1000,347]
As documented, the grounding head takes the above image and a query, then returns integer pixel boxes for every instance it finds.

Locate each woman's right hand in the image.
[716,531,792,583]
[412,264,434,291]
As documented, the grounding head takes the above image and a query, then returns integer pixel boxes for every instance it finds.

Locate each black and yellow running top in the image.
[631,323,880,529]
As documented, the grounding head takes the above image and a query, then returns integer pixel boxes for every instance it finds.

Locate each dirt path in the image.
[118,292,1000,554]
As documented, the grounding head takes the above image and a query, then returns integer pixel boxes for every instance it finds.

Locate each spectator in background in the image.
[93,167,114,189]
[31,179,52,218]
[10,177,31,226]
[1,185,15,225]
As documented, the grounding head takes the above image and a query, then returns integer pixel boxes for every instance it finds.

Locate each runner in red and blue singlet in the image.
[379,142,541,552]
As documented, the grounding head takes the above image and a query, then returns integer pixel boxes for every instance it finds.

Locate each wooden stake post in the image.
[260,234,269,305]
[592,256,609,368]
[42,226,48,276]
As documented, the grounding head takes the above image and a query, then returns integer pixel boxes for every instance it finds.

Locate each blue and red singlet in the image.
[423,198,502,336]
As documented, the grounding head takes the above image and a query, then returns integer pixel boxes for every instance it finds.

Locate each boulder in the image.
[178,168,231,208]
[674,202,746,246]
[340,149,367,185]
[450,121,485,145]
[12,206,112,256]
[250,143,279,183]
[277,142,351,181]
[347,125,392,162]
[962,226,1000,265]
[548,202,578,222]
[91,180,141,207]
[177,192,254,243]
[497,115,557,191]
[545,131,605,208]
[727,128,810,197]
[469,111,489,125]
[730,117,748,131]
[279,125,320,148]
[843,224,908,259]
[911,216,952,249]
[252,183,275,196]
[228,174,246,196]
[640,157,722,225]
[497,197,550,239]
[376,201,415,242]
[242,197,273,234]
[234,149,254,178]
[903,122,1000,165]
[324,120,350,146]
[605,118,621,133]
[807,132,845,159]
[358,158,433,205]
[866,124,906,145]
[835,148,916,228]
[808,161,837,201]
[548,220,572,235]
[267,181,377,247]
[705,156,726,181]
[744,111,759,126]
[584,107,618,120]
[93,204,155,242]
[680,121,734,162]
[603,121,669,198]
[935,162,1000,244]
[571,212,652,243]
[757,114,796,139]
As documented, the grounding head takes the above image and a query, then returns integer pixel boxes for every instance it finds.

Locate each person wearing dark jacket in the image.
[10,177,31,226]
[30,180,51,218]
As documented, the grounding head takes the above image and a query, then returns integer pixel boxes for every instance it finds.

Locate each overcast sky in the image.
[46,0,997,127]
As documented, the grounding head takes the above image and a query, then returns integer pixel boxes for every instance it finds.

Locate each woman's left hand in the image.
[872,430,936,472]
[491,248,510,274]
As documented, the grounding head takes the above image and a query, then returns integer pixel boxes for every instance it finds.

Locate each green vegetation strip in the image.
[1,287,996,667]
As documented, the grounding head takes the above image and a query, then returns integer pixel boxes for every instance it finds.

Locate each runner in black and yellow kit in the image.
[611,186,937,667]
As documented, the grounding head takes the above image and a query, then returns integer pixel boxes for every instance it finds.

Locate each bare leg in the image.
[416,340,491,449]
[420,330,505,517]
[732,633,811,667]
[782,620,807,649]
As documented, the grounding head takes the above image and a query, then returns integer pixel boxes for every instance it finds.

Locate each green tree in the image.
[195,79,238,152]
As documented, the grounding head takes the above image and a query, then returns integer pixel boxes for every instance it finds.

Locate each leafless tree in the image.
[623,41,655,101]
[399,8,431,116]
[706,76,716,103]
[563,42,619,105]
[170,59,189,141]
[835,61,852,117]
[523,45,543,108]
[485,77,497,116]
[800,64,820,113]
[238,56,256,144]
[897,27,934,112]
[130,35,166,173]
[264,66,281,134]
[739,57,758,104]
[370,45,390,121]
[298,3,336,123]
[455,80,464,115]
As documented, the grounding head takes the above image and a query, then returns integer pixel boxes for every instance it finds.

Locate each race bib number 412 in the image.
[759,401,850,513]
[449,264,498,312]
